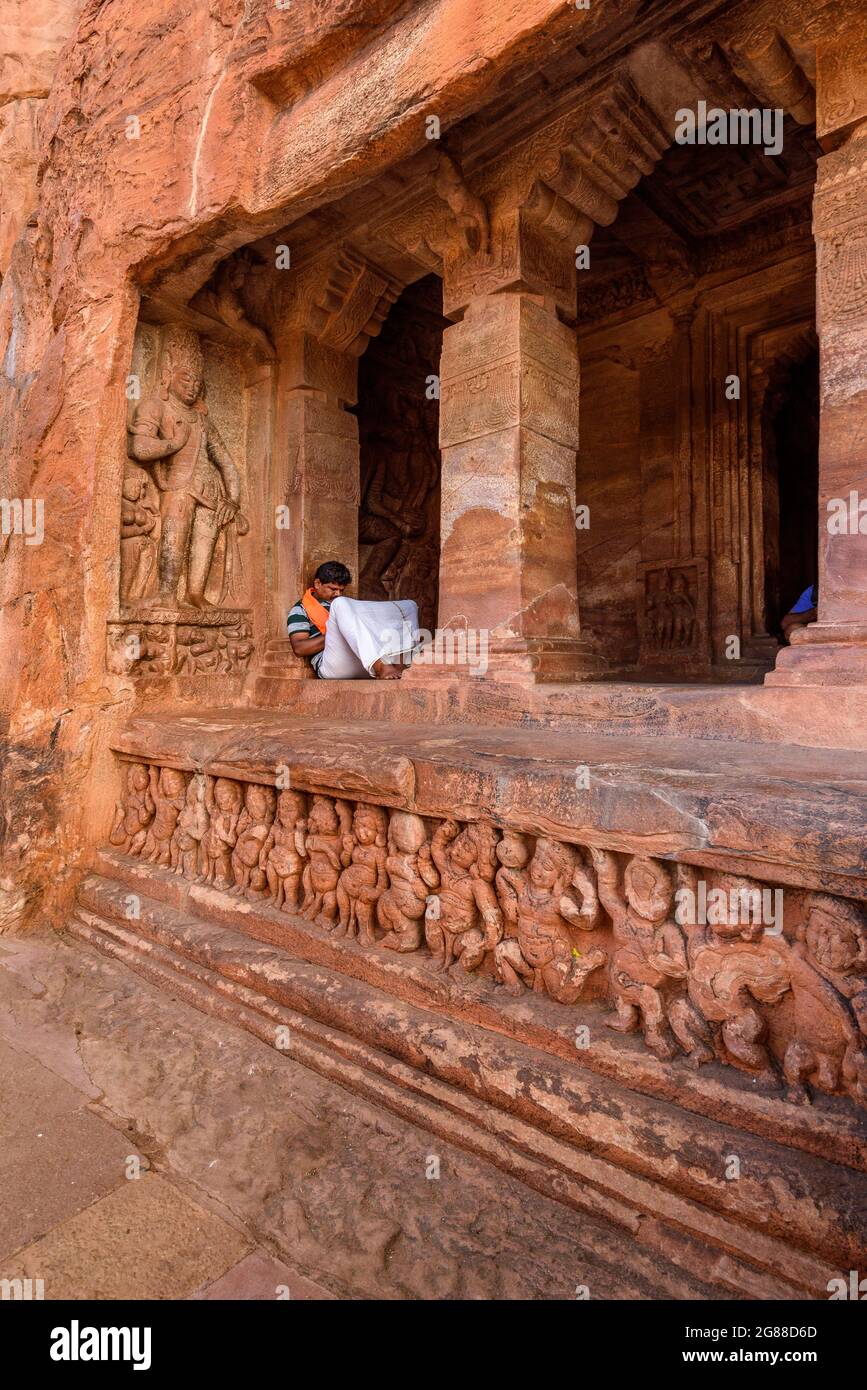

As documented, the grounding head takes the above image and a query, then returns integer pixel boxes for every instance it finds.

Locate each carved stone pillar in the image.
[269,249,401,639]
[273,333,361,630]
[430,208,603,682]
[768,28,867,687]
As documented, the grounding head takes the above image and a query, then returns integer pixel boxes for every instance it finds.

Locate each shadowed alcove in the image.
[354,275,447,634]
[762,347,820,634]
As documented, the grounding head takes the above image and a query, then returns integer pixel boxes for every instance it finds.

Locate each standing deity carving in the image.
[126,325,249,609]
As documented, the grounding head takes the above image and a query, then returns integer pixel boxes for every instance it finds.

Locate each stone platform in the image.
[111,710,867,895]
[71,857,865,1299]
[252,665,867,752]
[70,707,867,1299]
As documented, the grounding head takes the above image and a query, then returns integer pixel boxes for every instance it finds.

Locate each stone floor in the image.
[0,929,720,1300]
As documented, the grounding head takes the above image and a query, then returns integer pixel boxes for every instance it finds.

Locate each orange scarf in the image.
[301,587,330,634]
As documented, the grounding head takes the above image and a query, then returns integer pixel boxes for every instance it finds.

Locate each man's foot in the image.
[371,658,403,680]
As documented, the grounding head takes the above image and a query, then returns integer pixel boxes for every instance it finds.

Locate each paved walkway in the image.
[0,934,328,1301]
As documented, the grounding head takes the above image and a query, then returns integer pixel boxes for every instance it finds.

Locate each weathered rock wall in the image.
[0,0,80,274]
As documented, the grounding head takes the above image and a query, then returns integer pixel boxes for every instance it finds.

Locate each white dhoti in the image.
[315,596,419,679]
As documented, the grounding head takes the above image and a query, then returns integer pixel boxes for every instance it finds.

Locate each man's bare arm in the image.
[781,607,816,637]
[289,631,325,658]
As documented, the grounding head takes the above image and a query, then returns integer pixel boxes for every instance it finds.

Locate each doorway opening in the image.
[354,274,446,635]
[763,347,820,635]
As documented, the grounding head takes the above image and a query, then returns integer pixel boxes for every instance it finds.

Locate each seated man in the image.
[781,582,818,642]
[287,560,419,680]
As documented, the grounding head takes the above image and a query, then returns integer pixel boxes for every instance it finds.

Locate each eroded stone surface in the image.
[0,931,725,1299]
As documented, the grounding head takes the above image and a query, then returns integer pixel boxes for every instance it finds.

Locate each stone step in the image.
[65,909,730,1301]
[70,867,866,1296]
[249,669,867,750]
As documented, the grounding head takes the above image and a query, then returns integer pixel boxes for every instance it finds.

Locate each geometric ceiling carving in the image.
[639,119,819,238]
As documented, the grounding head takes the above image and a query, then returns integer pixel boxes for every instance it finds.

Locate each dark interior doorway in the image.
[354,275,446,635]
[763,348,819,634]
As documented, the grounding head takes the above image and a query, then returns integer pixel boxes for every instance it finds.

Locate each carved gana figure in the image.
[143,765,187,868]
[592,848,687,1060]
[127,324,248,609]
[109,762,154,856]
[174,773,208,880]
[262,790,308,913]
[202,777,243,889]
[377,811,438,952]
[336,803,389,945]
[669,874,790,1087]
[783,893,867,1106]
[231,783,277,898]
[495,838,606,1003]
[424,818,502,972]
[301,795,353,929]
[494,830,531,937]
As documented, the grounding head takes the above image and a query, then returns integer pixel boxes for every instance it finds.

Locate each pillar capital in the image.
[270,245,402,358]
[430,69,670,320]
[440,203,579,321]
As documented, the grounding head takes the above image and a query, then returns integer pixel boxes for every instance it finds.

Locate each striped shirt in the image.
[287,597,330,673]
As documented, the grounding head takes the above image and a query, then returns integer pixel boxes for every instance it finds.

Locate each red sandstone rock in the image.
[1,0,866,1302]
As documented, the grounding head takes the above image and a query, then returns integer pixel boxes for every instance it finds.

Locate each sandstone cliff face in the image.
[0,0,81,274]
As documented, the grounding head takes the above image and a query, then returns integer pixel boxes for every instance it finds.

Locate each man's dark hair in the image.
[315,560,351,586]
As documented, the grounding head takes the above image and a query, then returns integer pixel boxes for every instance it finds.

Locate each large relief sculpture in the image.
[107,759,867,1114]
[109,323,254,678]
